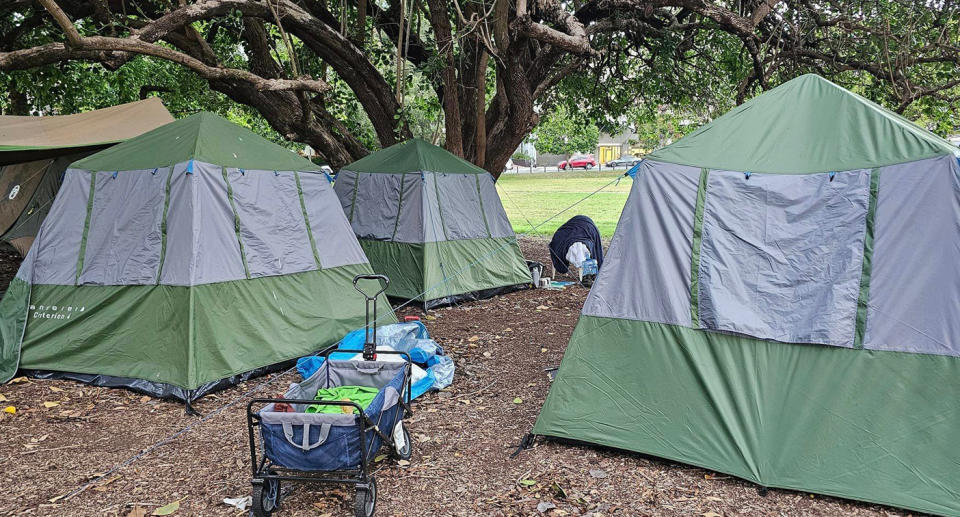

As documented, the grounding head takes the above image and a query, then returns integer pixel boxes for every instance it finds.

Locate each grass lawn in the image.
[496,169,632,238]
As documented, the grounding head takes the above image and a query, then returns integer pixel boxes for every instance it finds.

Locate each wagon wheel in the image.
[354,477,377,517]
[391,422,412,461]
[251,474,280,517]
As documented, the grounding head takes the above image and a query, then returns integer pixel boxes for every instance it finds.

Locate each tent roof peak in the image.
[71,111,319,172]
[647,73,959,174]
[343,138,490,175]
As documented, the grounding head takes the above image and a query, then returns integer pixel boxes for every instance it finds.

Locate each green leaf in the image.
[152,501,180,515]
[519,479,537,487]
[513,397,523,404]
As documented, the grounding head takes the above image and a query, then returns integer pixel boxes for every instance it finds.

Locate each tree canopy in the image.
[534,104,600,155]
[2,0,958,176]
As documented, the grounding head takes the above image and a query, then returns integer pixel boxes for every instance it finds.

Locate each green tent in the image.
[533,75,960,515]
[0,112,393,401]
[333,139,530,308]
[0,98,174,255]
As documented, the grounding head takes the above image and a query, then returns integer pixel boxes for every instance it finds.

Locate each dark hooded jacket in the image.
[548,215,603,274]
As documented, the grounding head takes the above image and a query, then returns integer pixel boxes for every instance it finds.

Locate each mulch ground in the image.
[0,238,910,516]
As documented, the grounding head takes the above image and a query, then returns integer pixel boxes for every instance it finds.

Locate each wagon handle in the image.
[353,274,390,361]
[353,274,390,299]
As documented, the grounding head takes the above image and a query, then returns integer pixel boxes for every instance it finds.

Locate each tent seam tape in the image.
[425,173,451,300]
[295,171,323,269]
[155,166,175,284]
[432,172,450,241]
[74,171,97,285]
[854,167,880,348]
[221,167,251,279]
[475,174,492,238]
[391,172,406,240]
[348,171,360,222]
[689,168,709,327]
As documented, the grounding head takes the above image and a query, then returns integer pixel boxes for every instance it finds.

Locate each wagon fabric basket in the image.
[259,359,407,472]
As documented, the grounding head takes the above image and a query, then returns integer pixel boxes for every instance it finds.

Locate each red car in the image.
[559,154,597,170]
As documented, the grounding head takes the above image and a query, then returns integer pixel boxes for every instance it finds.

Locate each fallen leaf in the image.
[126,507,147,517]
[550,482,567,499]
[482,351,491,357]
[468,335,480,342]
[541,348,548,353]
[589,469,608,479]
[10,376,28,384]
[49,386,64,393]
[374,454,387,462]
[93,475,121,491]
[397,459,410,467]
[703,512,722,517]
[536,305,550,310]
[43,401,60,408]
[425,315,437,320]
[152,500,180,515]
[519,479,537,487]
[2,406,13,415]
[537,501,557,513]
[140,396,151,403]
[30,434,49,443]
[0,393,6,402]
[513,397,523,404]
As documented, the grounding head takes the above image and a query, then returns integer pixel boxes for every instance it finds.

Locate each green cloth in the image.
[358,237,531,303]
[647,74,958,174]
[533,316,960,517]
[343,139,488,174]
[2,265,395,389]
[305,385,380,414]
[71,112,320,171]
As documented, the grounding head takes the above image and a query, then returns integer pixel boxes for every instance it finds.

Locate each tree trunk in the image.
[425,0,463,156]
[5,85,29,115]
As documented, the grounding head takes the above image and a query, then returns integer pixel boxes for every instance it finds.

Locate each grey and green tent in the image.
[0,112,393,401]
[0,98,174,255]
[333,139,529,308]
[533,75,960,515]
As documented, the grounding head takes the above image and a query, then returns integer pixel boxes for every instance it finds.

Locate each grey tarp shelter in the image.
[0,112,393,401]
[0,98,174,255]
[533,74,960,516]
[334,139,530,308]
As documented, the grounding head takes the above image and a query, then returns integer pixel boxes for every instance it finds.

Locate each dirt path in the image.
[0,238,906,516]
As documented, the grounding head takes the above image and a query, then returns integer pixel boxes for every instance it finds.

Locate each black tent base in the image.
[392,282,530,310]
[22,358,299,404]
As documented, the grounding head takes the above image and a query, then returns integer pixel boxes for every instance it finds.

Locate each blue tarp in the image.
[297,322,454,400]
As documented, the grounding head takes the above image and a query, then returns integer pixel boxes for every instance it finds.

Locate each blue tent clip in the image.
[744,171,752,180]
[185,160,194,175]
[626,161,643,179]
